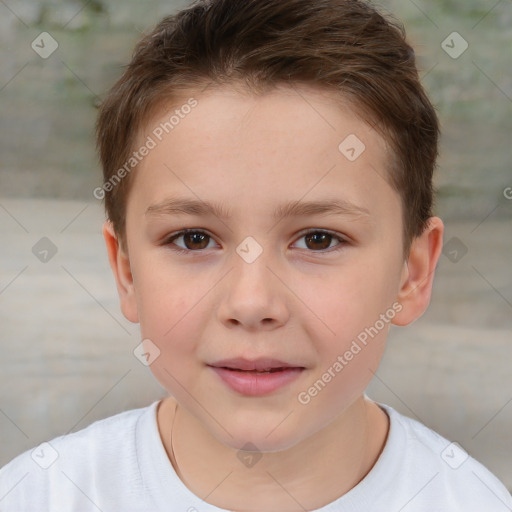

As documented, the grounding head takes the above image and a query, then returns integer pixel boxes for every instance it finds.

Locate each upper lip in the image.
[208,358,304,371]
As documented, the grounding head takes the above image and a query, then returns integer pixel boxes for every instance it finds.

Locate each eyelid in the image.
[164,228,349,254]
[295,228,349,244]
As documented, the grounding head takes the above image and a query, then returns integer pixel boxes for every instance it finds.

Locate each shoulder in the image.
[0,402,159,512]
[380,403,512,510]
[8,402,149,465]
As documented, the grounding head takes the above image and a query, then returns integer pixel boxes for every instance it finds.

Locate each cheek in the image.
[137,281,206,395]
[133,263,204,363]
[296,259,398,341]
[133,253,195,331]
[298,288,391,415]
[294,260,397,398]
[302,331,388,417]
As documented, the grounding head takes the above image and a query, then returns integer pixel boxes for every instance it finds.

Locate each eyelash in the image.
[164,228,348,255]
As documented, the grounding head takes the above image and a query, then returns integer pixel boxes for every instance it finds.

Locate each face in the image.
[106,84,439,452]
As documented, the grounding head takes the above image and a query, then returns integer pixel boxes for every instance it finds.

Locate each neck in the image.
[158,396,389,511]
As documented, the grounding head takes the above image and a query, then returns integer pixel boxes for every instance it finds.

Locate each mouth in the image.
[219,368,289,374]
[207,358,306,396]
[208,357,305,372]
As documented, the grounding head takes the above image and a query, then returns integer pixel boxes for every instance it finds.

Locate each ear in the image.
[392,216,444,326]
[102,220,139,323]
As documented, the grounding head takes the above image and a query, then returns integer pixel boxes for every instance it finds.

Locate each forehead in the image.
[129,84,399,225]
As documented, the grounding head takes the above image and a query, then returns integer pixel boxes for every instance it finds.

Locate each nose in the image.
[216,249,290,331]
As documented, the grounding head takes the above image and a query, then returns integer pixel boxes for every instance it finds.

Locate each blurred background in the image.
[1,0,511,495]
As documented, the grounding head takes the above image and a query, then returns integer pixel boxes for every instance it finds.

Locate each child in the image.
[1,0,511,510]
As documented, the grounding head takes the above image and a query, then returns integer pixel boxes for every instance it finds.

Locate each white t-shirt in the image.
[1,400,511,511]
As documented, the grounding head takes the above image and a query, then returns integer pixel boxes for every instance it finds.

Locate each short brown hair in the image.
[96,0,439,255]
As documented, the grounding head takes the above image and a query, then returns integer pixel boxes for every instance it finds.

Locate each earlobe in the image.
[392,217,444,327]
[102,221,139,323]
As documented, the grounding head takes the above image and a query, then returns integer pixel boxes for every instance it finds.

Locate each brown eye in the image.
[166,230,215,252]
[182,232,210,250]
[304,232,333,251]
[294,230,345,252]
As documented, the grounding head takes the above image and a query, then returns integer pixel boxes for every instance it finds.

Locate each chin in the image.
[211,420,310,454]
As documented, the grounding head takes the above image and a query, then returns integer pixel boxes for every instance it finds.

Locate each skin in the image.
[103,84,444,511]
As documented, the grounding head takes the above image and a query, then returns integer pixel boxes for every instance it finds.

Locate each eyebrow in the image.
[145,196,371,222]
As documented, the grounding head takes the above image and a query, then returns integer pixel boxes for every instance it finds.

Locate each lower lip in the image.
[209,366,304,396]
